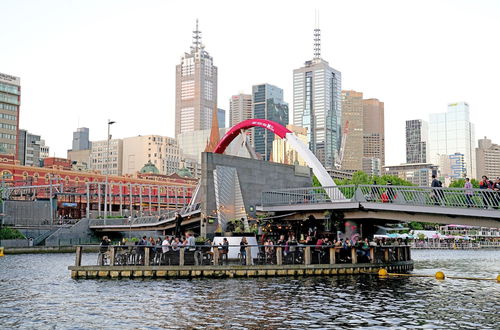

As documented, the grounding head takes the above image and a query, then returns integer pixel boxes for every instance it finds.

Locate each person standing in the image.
[240,237,248,265]
[174,212,183,238]
[479,176,493,208]
[464,178,474,208]
[431,175,443,205]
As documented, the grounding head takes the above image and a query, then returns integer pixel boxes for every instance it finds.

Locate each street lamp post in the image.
[103,119,116,221]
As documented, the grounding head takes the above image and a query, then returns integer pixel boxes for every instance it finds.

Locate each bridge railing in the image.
[261,184,500,210]
[88,203,201,227]
[261,185,357,206]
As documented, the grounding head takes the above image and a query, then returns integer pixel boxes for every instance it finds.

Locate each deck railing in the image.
[74,244,412,268]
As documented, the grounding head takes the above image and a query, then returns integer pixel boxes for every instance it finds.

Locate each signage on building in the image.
[0,73,20,85]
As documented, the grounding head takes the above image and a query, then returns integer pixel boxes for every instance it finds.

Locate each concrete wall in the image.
[45,218,95,246]
[3,200,53,226]
[200,152,312,234]
[0,239,30,248]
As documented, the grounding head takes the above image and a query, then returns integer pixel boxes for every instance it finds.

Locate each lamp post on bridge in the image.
[104,119,116,223]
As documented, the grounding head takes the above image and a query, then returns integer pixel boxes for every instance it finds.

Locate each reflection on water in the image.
[0,250,499,329]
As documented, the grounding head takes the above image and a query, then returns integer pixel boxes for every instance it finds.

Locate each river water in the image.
[0,249,499,329]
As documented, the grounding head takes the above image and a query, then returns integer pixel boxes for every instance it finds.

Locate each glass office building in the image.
[0,72,20,156]
[252,84,289,161]
[429,102,475,178]
[293,58,341,170]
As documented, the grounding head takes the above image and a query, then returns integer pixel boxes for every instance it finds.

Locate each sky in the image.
[1,0,499,166]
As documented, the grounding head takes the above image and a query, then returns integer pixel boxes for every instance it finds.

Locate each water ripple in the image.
[0,250,499,328]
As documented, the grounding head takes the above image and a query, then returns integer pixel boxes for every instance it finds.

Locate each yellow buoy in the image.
[497,275,500,283]
[435,271,445,280]
[378,268,388,276]
[0,247,4,257]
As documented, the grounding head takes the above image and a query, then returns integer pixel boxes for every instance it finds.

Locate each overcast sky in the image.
[1,0,499,165]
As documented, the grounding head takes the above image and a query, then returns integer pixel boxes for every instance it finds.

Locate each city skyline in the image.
[1,0,499,166]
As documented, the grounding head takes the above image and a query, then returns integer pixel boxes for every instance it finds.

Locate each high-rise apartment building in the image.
[252,84,289,161]
[429,102,475,178]
[341,90,364,172]
[90,139,123,176]
[293,27,341,169]
[229,93,252,127]
[476,137,500,179]
[72,127,90,151]
[175,20,218,136]
[17,129,42,166]
[406,119,428,164]
[122,135,180,176]
[0,72,20,156]
[363,98,385,168]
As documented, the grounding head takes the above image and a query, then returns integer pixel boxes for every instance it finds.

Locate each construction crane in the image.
[335,120,349,169]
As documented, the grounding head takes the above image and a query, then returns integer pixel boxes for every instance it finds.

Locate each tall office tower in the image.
[406,119,429,163]
[229,93,252,127]
[122,135,179,175]
[175,20,218,136]
[341,90,364,172]
[293,27,341,169]
[363,98,385,167]
[476,137,500,179]
[72,127,90,151]
[90,139,123,176]
[252,83,289,161]
[429,102,475,178]
[17,129,42,166]
[0,72,20,156]
[217,108,226,128]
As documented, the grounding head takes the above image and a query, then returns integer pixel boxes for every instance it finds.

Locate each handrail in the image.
[261,184,500,210]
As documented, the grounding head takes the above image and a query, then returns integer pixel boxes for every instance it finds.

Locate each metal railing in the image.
[261,185,357,206]
[74,244,412,268]
[261,185,500,211]
[88,203,201,227]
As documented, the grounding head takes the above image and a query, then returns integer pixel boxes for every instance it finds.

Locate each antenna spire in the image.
[314,10,321,59]
[192,19,203,52]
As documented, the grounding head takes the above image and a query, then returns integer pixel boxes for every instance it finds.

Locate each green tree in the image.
[314,171,415,186]
[449,178,480,188]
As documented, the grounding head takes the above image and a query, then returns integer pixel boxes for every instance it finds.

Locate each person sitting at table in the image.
[218,238,229,264]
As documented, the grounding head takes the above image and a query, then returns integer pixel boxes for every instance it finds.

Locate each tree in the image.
[313,171,415,186]
[449,178,480,188]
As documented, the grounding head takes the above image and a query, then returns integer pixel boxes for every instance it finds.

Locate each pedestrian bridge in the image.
[257,185,500,228]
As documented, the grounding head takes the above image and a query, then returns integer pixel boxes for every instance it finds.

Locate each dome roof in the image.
[176,167,193,178]
[139,161,159,174]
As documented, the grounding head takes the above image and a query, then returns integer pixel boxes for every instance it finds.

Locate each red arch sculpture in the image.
[213,119,292,154]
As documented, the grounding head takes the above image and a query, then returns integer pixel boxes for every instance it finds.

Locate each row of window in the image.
[0,83,19,95]
[0,113,16,121]
[0,133,16,140]
[0,123,16,130]
[0,103,18,112]
[0,93,19,105]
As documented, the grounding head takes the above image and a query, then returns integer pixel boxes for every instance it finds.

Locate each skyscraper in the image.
[175,20,218,136]
[229,93,253,127]
[0,72,20,156]
[341,90,364,172]
[217,108,226,128]
[252,84,289,161]
[17,129,42,166]
[293,27,341,169]
[72,127,90,151]
[429,102,475,178]
[363,98,385,168]
[406,119,428,164]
